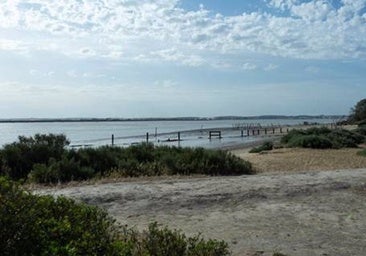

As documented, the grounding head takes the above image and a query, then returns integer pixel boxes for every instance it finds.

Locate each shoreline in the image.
[0,115,343,123]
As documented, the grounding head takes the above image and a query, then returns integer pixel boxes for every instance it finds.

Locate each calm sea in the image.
[0,118,334,149]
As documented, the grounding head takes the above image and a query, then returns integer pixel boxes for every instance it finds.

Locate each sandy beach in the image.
[35,168,366,256]
[33,139,366,255]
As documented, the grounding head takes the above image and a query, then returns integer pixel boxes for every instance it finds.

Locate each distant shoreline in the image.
[0,115,345,123]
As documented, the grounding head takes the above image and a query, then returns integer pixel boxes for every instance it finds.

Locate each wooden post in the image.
[280,128,283,133]
[247,130,250,136]
[155,127,157,137]
[252,129,255,136]
[111,134,114,146]
[178,132,181,141]
[273,128,275,134]
[257,129,260,135]
[265,128,267,135]
[146,132,149,143]
[241,130,244,137]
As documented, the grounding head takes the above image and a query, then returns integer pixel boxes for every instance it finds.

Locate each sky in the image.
[0,0,365,118]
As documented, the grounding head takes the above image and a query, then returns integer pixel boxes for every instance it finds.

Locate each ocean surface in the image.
[0,118,335,149]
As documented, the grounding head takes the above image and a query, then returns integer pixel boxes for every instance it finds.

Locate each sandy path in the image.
[35,169,366,256]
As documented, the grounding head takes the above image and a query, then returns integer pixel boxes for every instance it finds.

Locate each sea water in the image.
[0,118,335,149]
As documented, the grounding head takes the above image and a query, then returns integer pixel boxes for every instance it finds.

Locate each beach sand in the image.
[32,127,366,255]
[35,168,366,256]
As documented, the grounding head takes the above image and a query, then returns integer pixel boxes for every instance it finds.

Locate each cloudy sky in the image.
[0,0,365,118]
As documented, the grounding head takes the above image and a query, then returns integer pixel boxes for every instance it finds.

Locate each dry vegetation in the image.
[233,146,366,173]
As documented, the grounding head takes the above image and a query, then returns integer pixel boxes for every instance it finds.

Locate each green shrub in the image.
[29,157,95,184]
[1,134,254,183]
[0,134,69,180]
[281,127,365,149]
[249,141,274,153]
[0,177,231,256]
[327,129,364,148]
[281,127,332,145]
[281,129,307,144]
[355,125,366,136]
[0,177,122,256]
[139,222,230,256]
[288,135,333,149]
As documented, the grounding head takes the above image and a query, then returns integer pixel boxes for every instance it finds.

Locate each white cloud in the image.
[29,69,55,78]
[139,48,206,67]
[264,64,279,71]
[0,39,28,52]
[0,0,365,67]
[242,63,257,70]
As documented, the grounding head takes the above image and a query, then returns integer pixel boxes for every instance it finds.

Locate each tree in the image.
[349,99,366,123]
[0,134,69,180]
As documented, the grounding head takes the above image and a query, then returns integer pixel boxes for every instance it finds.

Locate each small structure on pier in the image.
[209,130,222,139]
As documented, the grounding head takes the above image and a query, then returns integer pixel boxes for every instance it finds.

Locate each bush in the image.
[281,129,307,144]
[249,141,274,153]
[0,177,122,256]
[138,222,230,256]
[357,120,366,126]
[0,177,231,256]
[1,134,254,183]
[0,134,69,180]
[288,135,333,149]
[29,157,95,184]
[327,129,364,148]
[281,127,365,149]
[355,125,366,136]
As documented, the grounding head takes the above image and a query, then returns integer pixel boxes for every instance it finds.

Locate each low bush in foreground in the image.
[0,177,230,256]
[281,127,365,149]
[249,141,274,153]
[0,177,121,255]
[0,134,253,183]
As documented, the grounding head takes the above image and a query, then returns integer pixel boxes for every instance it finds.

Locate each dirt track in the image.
[35,169,366,256]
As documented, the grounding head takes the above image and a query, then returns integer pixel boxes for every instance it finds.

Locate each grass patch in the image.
[357,149,366,157]
[249,141,274,153]
[0,134,253,184]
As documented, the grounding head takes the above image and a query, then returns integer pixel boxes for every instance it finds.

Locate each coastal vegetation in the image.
[0,177,230,256]
[358,149,366,157]
[280,127,364,149]
[249,141,274,153]
[348,98,366,124]
[0,134,253,184]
